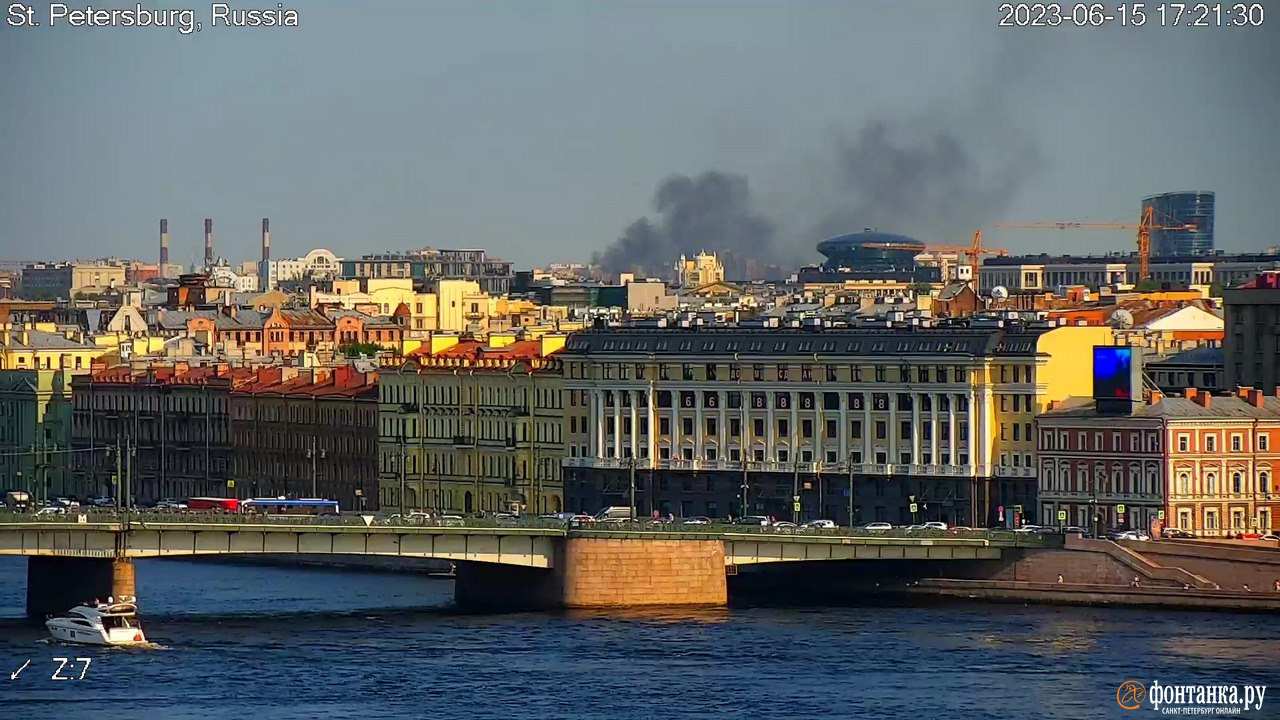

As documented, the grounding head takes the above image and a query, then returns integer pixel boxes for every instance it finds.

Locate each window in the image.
[1231,435,1243,452]
[1177,472,1190,495]
[1205,435,1217,453]
[874,421,886,440]
[1260,435,1270,451]
[1232,472,1243,494]
[777,419,790,437]
[1206,473,1218,495]
[1178,435,1189,452]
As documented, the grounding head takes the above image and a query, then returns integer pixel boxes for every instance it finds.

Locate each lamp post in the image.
[847,451,856,529]
[627,456,637,521]
[740,459,750,518]
[792,460,801,524]
[307,436,325,499]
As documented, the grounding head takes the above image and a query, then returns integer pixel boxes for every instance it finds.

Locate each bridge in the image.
[0,513,1057,617]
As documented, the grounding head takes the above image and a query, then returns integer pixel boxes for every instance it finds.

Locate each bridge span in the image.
[0,514,1055,617]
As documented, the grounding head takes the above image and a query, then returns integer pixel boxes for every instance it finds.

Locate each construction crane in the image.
[996,206,1197,282]
[924,230,1008,294]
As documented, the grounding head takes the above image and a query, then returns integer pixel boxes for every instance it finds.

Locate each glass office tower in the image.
[1142,191,1215,257]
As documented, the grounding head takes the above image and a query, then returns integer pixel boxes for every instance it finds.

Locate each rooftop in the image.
[1148,346,1224,367]
[1044,391,1280,420]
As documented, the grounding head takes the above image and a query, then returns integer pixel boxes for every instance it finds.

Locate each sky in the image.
[1,0,1276,269]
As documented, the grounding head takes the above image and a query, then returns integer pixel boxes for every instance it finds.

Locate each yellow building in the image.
[312,278,440,332]
[377,334,567,515]
[0,367,85,500]
[558,323,1113,524]
[0,322,106,372]
[675,252,726,288]
[20,262,127,300]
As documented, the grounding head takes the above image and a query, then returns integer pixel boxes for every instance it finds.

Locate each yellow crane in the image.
[924,230,1008,294]
[997,207,1197,282]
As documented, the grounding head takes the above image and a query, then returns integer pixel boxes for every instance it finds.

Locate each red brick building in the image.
[1038,388,1280,537]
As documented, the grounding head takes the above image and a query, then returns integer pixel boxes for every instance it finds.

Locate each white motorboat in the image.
[46,600,148,646]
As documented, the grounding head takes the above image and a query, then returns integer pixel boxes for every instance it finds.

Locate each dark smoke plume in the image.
[810,120,1042,243]
[595,171,775,277]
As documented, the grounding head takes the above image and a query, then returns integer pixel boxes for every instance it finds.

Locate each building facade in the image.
[982,254,1276,293]
[1038,389,1280,537]
[20,262,127,300]
[1224,271,1280,393]
[70,364,248,502]
[377,338,566,515]
[559,324,1111,526]
[1143,191,1215,257]
[231,365,378,510]
[0,368,82,501]
[341,248,514,295]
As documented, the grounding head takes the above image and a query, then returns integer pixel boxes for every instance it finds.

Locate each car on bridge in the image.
[863,522,892,531]
[734,516,770,527]
[803,519,836,529]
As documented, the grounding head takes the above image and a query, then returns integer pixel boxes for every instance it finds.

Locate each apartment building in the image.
[377,335,567,515]
[559,323,1111,526]
[1038,388,1280,537]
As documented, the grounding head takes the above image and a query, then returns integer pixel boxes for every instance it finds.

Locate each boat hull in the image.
[46,619,147,647]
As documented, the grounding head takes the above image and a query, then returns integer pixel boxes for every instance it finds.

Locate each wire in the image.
[0,447,111,458]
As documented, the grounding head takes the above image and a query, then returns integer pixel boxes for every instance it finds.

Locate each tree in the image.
[908,282,934,294]
[338,341,386,358]
[1132,279,1164,293]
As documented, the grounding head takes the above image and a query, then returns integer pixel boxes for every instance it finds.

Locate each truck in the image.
[593,506,634,521]
[5,491,31,511]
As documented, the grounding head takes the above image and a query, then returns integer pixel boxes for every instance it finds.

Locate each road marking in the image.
[10,659,30,680]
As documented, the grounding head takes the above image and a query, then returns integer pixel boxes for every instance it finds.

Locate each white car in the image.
[772,521,797,531]
[904,524,928,532]
[34,506,67,516]
[803,519,837,529]
[1117,530,1151,541]
[1013,525,1045,533]
[679,516,712,525]
[923,522,948,531]
[863,522,892,531]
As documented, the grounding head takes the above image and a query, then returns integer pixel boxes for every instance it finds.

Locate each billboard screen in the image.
[1093,346,1135,401]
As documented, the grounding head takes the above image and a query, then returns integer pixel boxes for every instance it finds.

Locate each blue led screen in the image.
[1093,346,1134,400]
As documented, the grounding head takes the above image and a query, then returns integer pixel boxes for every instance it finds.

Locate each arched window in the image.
[1232,472,1243,494]
[1205,473,1218,495]
[1178,472,1190,495]
[1261,471,1272,494]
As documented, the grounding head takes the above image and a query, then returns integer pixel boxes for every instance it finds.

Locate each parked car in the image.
[1259,534,1280,541]
[803,519,837,529]
[863,522,892,531]
[1162,528,1196,539]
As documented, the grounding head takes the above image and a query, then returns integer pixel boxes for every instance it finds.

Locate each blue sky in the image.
[1,0,1275,268]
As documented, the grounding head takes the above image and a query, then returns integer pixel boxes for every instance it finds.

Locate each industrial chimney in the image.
[204,218,214,268]
[261,218,270,262]
[159,219,170,277]
[258,217,272,292]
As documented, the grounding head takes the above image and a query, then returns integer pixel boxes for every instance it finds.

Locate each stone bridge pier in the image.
[27,557,136,619]
[455,537,728,610]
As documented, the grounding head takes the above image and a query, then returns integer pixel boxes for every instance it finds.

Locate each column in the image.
[629,390,639,459]
[613,393,623,460]
[647,385,658,467]
[888,393,898,467]
[863,397,872,463]
[929,393,940,467]
[595,390,605,459]
[911,392,921,466]
[968,388,980,474]
[838,393,848,462]
[766,395,776,464]
[947,393,957,465]
[718,391,727,463]
[790,391,799,465]
[694,393,705,464]
[670,391,680,461]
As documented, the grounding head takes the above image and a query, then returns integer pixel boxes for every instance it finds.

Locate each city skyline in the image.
[1,2,1277,268]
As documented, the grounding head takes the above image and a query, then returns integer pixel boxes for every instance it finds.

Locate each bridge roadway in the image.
[0,513,1051,566]
[0,513,1058,616]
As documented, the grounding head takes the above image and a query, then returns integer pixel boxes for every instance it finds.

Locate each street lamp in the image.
[306,437,326,499]
[847,451,856,530]
[740,459,751,518]
[627,456,637,520]
[398,432,407,515]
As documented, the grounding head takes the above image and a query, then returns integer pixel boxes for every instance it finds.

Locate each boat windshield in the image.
[103,615,133,629]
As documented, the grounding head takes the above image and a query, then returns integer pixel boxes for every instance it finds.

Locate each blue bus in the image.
[240,498,340,516]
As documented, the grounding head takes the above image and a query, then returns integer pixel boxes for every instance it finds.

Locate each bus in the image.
[188,497,241,512]
[240,498,340,516]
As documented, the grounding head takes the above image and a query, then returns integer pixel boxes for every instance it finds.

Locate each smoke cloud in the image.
[594,171,775,277]
[810,119,1043,243]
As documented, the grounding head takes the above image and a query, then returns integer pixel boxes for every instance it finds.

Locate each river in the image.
[1,556,1277,719]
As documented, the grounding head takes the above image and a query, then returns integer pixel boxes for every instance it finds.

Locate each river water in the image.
[1,556,1277,719]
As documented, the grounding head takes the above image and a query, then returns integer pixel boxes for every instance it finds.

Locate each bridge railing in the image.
[0,510,1063,546]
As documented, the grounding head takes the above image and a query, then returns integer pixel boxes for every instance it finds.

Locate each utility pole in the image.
[792,461,801,524]
[740,461,750,518]
[114,440,122,511]
[628,457,636,520]
[847,451,855,529]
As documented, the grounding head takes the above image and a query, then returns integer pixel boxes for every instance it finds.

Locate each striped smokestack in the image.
[261,218,270,263]
[204,218,213,267]
[159,219,170,273]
